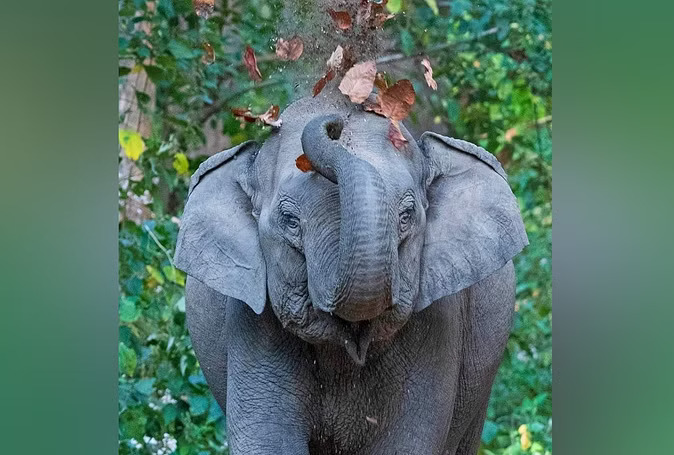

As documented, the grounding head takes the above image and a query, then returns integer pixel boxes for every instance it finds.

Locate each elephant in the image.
[174,93,528,455]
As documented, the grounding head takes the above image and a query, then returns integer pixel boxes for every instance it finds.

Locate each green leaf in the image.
[425,0,439,15]
[163,404,178,424]
[387,0,402,14]
[188,395,210,415]
[400,29,415,56]
[175,296,186,312]
[168,39,198,60]
[119,297,141,323]
[119,342,137,377]
[144,65,165,83]
[134,378,155,395]
[481,420,499,444]
[119,66,131,77]
[119,129,145,161]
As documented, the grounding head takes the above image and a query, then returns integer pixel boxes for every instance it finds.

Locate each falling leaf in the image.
[295,154,313,172]
[243,45,262,82]
[259,105,282,127]
[386,0,402,14]
[365,416,378,425]
[202,42,215,64]
[231,107,258,123]
[372,12,395,27]
[276,36,304,61]
[232,105,282,128]
[374,72,389,91]
[421,57,437,90]
[327,45,344,70]
[194,0,214,19]
[119,129,145,161]
[362,95,384,115]
[328,9,352,30]
[388,120,408,149]
[313,69,335,97]
[338,60,377,104]
[173,153,189,175]
[378,79,416,121]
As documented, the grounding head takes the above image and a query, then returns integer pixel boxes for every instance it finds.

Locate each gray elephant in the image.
[174,94,528,455]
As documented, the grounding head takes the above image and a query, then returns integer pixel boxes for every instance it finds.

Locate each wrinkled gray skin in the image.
[175,94,528,455]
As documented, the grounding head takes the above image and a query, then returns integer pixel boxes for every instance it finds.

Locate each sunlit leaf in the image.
[173,153,189,175]
[424,0,439,15]
[119,129,145,161]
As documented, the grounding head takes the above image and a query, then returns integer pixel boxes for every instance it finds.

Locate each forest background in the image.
[118,0,552,453]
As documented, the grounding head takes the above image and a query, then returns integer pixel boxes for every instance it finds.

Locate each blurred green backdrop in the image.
[118,1,551,454]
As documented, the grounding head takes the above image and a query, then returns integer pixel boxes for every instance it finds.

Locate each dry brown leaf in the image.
[202,42,215,65]
[374,72,389,91]
[295,154,313,172]
[363,98,384,116]
[421,57,437,90]
[327,45,344,70]
[313,69,335,97]
[231,107,258,123]
[275,36,304,61]
[338,60,376,104]
[243,45,262,82]
[388,120,408,150]
[194,0,215,19]
[328,9,353,30]
[259,105,282,127]
[232,105,282,128]
[379,79,416,121]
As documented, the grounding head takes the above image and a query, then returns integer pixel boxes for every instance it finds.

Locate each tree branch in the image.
[375,27,500,65]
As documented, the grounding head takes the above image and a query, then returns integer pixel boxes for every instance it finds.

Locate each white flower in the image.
[127,438,143,449]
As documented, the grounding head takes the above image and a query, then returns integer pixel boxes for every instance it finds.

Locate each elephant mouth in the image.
[341,320,374,366]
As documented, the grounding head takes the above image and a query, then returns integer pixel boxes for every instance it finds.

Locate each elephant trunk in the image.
[301,115,394,322]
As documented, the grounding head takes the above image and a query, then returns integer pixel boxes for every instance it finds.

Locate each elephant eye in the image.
[281,212,301,234]
[399,207,414,231]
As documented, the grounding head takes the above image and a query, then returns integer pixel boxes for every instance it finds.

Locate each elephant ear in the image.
[416,132,528,311]
[174,141,266,314]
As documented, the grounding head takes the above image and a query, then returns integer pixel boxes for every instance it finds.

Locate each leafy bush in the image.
[118,1,551,454]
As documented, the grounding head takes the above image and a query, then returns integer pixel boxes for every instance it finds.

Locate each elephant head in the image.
[174,95,527,364]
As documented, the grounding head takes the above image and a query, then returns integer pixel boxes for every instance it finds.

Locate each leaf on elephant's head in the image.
[243,45,262,82]
[379,79,415,121]
[295,154,313,172]
[275,36,304,61]
[338,60,377,104]
[327,45,344,70]
[388,120,408,150]
[194,0,214,18]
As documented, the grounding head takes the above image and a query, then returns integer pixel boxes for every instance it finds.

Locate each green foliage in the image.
[118,0,551,454]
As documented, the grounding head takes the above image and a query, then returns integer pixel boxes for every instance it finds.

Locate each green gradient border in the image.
[0,0,118,453]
